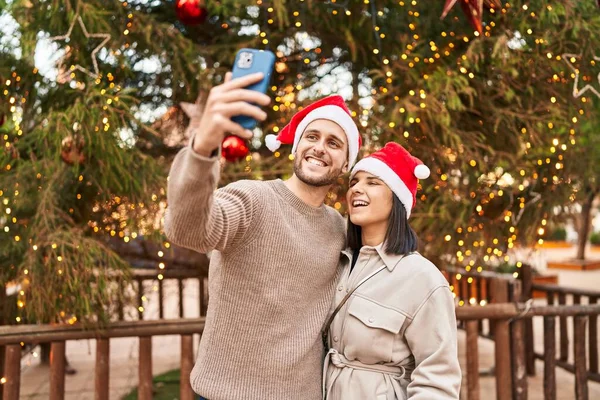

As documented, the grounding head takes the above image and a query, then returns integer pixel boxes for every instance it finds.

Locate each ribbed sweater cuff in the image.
[188,137,220,160]
[175,139,221,185]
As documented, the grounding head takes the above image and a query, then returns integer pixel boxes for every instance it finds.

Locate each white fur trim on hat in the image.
[264,134,281,152]
[291,105,359,167]
[351,157,415,218]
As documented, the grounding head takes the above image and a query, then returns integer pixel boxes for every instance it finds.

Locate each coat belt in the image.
[323,348,408,399]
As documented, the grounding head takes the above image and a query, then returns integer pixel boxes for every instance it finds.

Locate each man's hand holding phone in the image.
[191,72,271,157]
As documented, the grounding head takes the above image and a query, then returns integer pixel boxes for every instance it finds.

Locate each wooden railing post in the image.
[199,277,204,316]
[547,291,554,306]
[543,316,557,400]
[0,344,4,400]
[491,279,512,400]
[558,293,569,362]
[520,264,533,300]
[178,278,185,318]
[521,264,536,376]
[449,273,457,297]
[510,282,528,400]
[495,319,512,400]
[2,344,20,400]
[95,338,110,400]
[49,341,66,400]
[574,315,588,400]
[137,278,144,320]
[139,336,153,400]
[158,278,164,319]
[465,320,480,400]
[488,278,497,336]
[0,283,6,400]
[180,335,194,400]
[467,277,474,303]
[477,278,484,335]
[117,281,125,321]
[589,296,598,374]
[460,277,468,329]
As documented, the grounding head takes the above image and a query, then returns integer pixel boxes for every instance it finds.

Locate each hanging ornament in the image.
[48,15,111,79]
[562,52,600,99]
[440,0,500,34]
[175,0,209,25]
[4,143,18,160]
[221,136,249,162]
[61,135,86,165]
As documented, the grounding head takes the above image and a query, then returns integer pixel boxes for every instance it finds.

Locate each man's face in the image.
[293,119,349,187]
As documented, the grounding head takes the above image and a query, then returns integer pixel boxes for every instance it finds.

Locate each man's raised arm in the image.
[164,72,271,253]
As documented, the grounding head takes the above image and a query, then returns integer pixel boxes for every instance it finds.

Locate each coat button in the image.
[338,286,343,291]
[368,317,375,323]
[333,336,339,342]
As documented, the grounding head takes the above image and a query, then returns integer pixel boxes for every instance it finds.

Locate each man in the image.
[164,72,361,399]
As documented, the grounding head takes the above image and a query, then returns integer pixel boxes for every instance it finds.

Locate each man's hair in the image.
[347,194,418,255]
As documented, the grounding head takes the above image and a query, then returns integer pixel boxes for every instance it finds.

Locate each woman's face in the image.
[346,171,393,229]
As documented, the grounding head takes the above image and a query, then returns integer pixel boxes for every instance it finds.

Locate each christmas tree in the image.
[2,0,599,323]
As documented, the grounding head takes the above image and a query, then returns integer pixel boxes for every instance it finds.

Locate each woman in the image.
[323,142,461,399]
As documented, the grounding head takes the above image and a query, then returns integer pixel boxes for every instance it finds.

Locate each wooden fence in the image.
[3,264,600,399]
[446,264,600,399]
[2,303,600,400]
[457,303,600,400]
[0,318,204,400]
[528,281,600,384]
[0,268,206,400]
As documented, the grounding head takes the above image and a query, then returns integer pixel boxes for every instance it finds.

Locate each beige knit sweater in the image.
[164,145,346,400]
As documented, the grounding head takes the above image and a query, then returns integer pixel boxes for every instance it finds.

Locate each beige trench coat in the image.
[323,245,461,399]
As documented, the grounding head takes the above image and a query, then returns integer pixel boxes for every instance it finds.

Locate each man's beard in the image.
[293,156,342,187]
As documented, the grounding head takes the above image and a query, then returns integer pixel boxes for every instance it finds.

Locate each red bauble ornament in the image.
[175,0,208,25]
[221,136,249,162]
[61,135,86,165]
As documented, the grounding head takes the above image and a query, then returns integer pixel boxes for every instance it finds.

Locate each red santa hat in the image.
[350,142,430,218]
[264,95,362,167]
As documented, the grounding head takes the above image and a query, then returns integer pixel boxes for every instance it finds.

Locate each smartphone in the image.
[231,48,276,130]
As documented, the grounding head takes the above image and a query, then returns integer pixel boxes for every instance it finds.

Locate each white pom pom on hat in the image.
[350,142,429,219]
[414,164,430,180]
[264,134,281,152]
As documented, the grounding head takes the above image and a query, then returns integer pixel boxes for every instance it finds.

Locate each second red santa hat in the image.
[264,95,362,167]
[350,142,430,218]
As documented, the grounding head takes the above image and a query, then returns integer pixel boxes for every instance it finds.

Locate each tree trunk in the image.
[576,190,597,260]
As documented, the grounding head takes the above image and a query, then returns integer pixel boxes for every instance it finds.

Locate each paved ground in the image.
[15,244,600,399]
